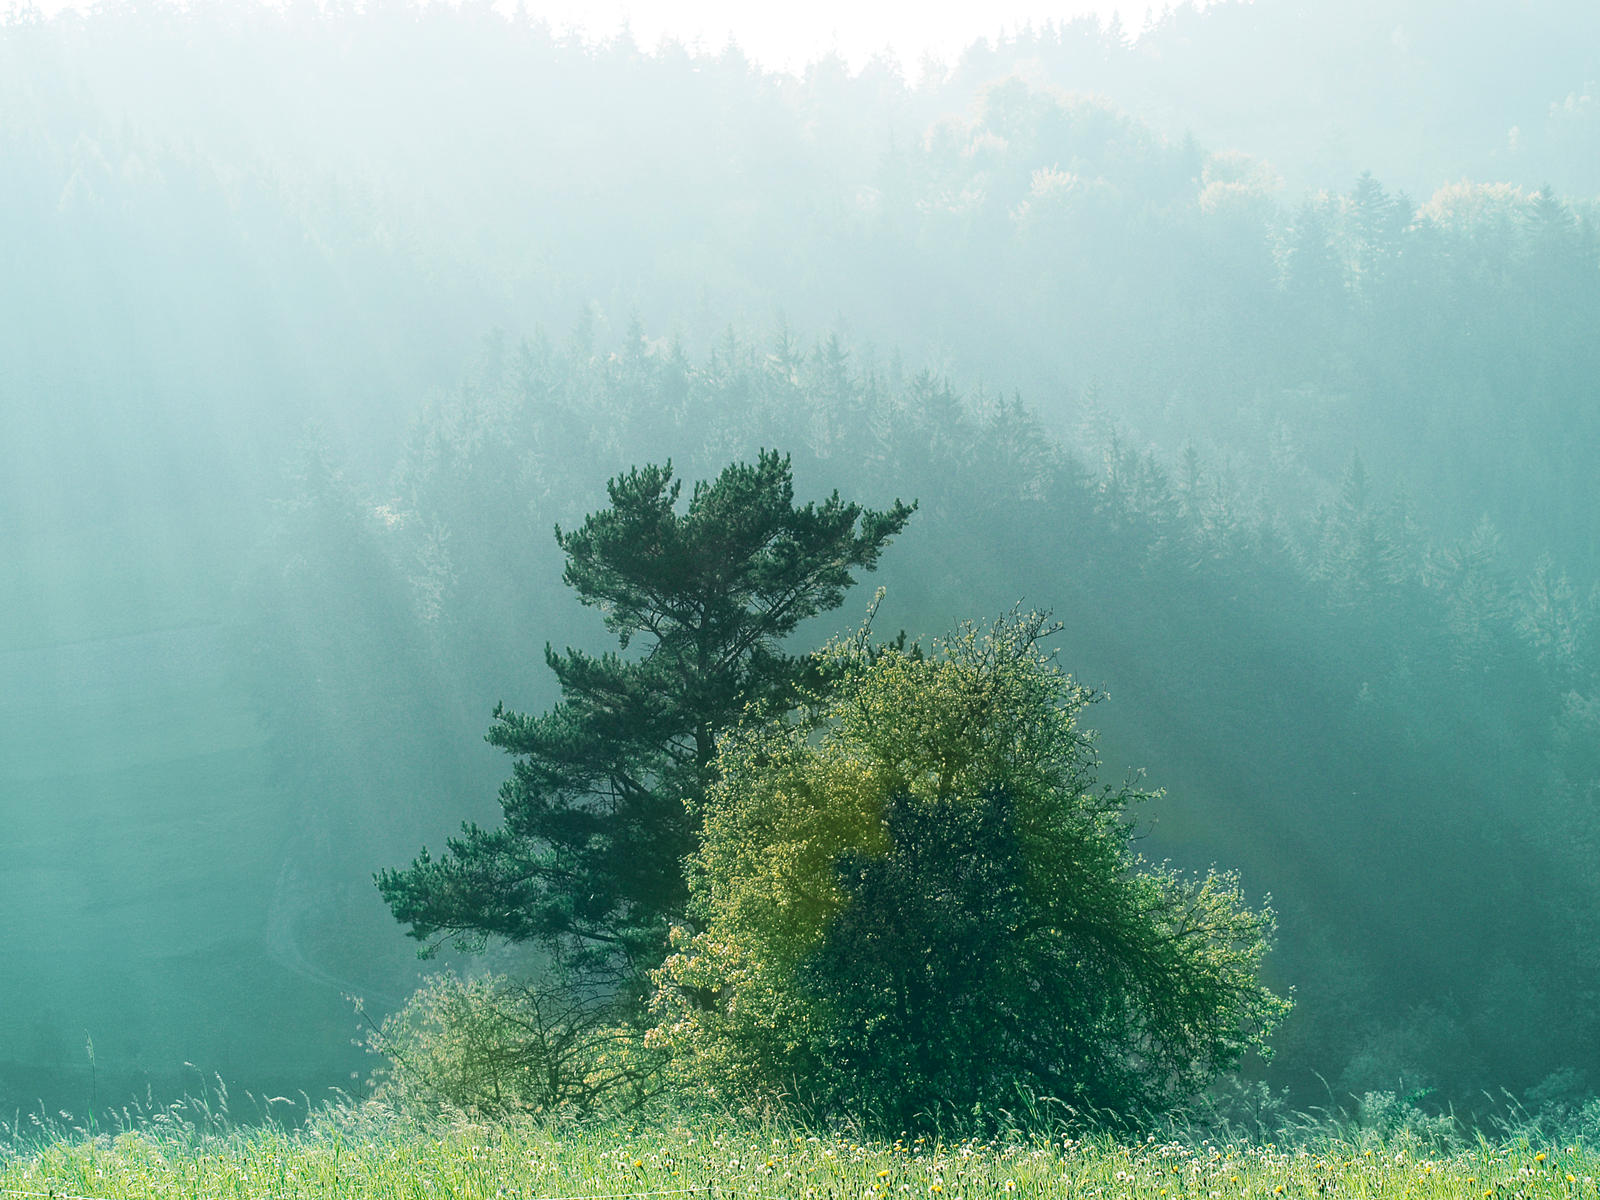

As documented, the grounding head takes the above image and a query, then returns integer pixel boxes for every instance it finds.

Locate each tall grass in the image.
[3,1094,1598,1200]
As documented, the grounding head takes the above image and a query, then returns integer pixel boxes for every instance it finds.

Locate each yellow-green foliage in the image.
[365,972,659,1118]
[650,614,1289,1124]
[4,1108,1599,1200]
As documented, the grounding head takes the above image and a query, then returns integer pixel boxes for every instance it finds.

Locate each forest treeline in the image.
[6,0,1599,593]
[256,327,1600,1110]
[3,0,1599,1117]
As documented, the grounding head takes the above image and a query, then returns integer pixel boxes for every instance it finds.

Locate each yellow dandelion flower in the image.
[1538,1155,1548,1164]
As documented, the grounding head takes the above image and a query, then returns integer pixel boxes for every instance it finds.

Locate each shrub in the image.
[648,613,1289,1128]
[364,972,660,1117]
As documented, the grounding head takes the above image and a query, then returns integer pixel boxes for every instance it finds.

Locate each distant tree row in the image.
[249,326,1600,1112]
[8,2,1600,592]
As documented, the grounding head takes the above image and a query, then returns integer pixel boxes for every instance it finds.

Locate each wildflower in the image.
[1538,1155,1548,1164]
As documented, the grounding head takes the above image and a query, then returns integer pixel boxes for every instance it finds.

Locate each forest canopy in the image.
[4,0,1600,1123]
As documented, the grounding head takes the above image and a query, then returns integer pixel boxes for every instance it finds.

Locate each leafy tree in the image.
[649,612,1288,1126]
[360,971,657,1116]
[377,450,913,983]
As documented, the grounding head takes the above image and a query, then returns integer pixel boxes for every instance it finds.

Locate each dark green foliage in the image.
[377,452,912,977]
[651,614,1287,1126]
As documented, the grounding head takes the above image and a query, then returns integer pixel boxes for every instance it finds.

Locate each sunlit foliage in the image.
[650,613,1286,1124]
[359,972,659,1117]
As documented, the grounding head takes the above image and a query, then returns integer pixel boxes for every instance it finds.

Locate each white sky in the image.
[26,0,1174,77]
[481,1,1165,76]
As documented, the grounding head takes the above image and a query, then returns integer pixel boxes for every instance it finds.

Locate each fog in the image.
[4,0,1599,1120]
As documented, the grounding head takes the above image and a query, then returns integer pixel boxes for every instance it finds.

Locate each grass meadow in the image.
[2,1097,1597,1200]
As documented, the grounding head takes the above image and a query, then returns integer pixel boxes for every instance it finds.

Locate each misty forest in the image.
[7,0,1600,1190]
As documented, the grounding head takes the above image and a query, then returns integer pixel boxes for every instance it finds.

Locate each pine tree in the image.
[377,451,913,982]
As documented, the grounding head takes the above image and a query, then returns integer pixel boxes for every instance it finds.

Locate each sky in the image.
[517,0,1166,74]
[17,0,1184,77]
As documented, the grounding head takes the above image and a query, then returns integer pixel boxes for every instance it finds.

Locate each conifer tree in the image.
[377,451,913,981]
